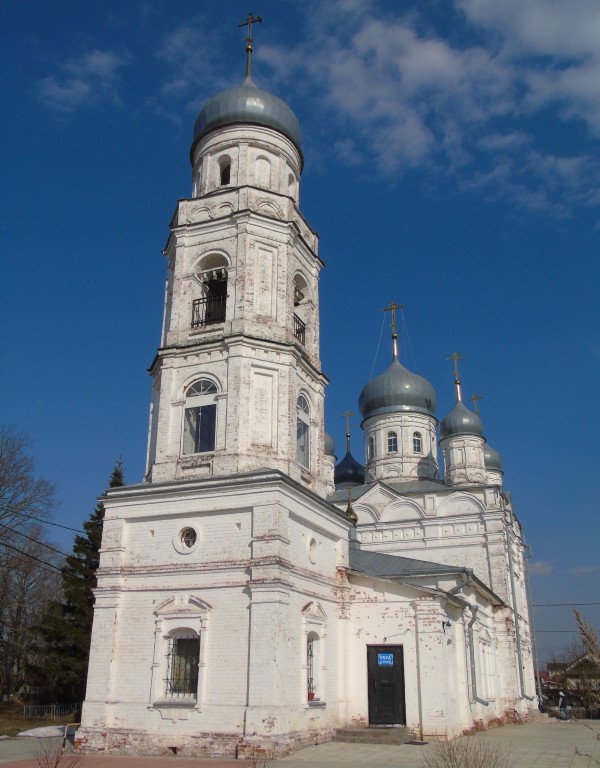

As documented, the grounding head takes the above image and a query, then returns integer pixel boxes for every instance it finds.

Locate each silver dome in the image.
[440,400,483,438]
[359,358,437,419]
[193,76,302,153]
[324,432,335,456]
[484,443,503,470]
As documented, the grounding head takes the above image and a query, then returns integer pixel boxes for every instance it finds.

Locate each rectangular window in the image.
[387,433,398,453]
[297,419,309,467]
[166,637,200,698]
[183,404,216,454]
[307,636,314,697]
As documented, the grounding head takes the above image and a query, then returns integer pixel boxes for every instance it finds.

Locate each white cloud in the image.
[568,564,600,576]
[149,0,600,212]
[529,561,554,576]
[39,49,128,113]
[39,77,91,112]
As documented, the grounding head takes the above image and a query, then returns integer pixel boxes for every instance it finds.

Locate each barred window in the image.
[166,635,200,698]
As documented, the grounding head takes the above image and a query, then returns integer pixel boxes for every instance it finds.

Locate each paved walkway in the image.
[1,719,598,768]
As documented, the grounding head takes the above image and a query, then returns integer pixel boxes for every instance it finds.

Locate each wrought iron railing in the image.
[293,313,306,345]
[192,295,226,327]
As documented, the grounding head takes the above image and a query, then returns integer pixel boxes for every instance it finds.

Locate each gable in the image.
[437,491,485,518]
[154,594,212,617]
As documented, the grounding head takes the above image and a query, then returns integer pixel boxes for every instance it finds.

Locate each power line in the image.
[18,513,84,534]
[532,602,600,607]
[0,521,69,557]
[1,540,63,574]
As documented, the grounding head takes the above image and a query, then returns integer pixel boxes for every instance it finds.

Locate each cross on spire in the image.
[342,409,355,453]
[446,351,465,402]
[383,300,404,359]
[238,11,262,77]
[470,393,484,414]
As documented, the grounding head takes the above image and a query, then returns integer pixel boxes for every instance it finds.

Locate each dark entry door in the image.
[367,645,406,725]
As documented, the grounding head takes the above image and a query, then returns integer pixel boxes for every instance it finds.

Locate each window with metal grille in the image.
[166,635,200,698]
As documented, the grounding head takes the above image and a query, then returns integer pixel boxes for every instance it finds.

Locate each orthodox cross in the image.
[470,393,484,414]
[383,300,404,358]
[238,12,262,77]
[342,409,355,453]
[446,351,465,401]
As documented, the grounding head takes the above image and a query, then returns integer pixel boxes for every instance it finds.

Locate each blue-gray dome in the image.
[484,443,503,471]
[334,451,365,488]
[440,401,483,438]
[325,432,335,456]
[193,76,302,153]
[359,358,437,419]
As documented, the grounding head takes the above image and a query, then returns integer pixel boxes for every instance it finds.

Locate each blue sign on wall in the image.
[378,653,394,666]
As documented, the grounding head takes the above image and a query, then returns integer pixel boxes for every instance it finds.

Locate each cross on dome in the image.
[470,393,484,414]
[383,300,404,359]
[446,351,465,401]
[238,11,263,77]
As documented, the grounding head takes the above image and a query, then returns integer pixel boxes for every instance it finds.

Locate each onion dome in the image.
[193,76,302,154]
[440,401,483,438]
[334,452,365,488]
[359,357,437,419]
[484,443,503,471]
[324,432,335,456]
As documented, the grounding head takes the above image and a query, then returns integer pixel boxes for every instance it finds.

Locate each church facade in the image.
[78,43,537,757]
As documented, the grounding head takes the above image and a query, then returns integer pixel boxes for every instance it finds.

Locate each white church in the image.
[78,26,537,758]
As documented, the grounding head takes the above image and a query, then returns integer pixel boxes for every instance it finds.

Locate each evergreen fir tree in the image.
[29,460,124,703]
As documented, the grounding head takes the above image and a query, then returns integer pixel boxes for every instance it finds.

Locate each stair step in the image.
[334,727,412,745]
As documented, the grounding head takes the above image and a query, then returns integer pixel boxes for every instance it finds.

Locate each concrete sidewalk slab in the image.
[0,720,598,768]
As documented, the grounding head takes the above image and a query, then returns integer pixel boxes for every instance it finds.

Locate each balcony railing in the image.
[293,313,306,345]
[192,295,226,328]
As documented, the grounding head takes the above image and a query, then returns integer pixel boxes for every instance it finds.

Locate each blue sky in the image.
[1,0,599,664]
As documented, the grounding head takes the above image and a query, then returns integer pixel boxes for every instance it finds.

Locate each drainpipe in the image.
[524,541,544,707]
[506,519,535,702]
[467,605,489,707]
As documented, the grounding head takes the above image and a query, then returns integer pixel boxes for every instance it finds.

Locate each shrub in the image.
[421,736,510,768]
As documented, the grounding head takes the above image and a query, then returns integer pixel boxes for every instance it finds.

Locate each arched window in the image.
[413,431,422,454]
[166,630,200,698]
[183,379,218,455]
[387,431,398,453]
[192,255,228,328]
[288,172,297,199]
[255,156,271,187]
[296,394,310,468]
[293,273,309,345]
[367,435,375,461]
[219,159,231,186]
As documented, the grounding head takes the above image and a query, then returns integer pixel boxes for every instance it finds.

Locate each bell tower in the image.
[145,27,329,496]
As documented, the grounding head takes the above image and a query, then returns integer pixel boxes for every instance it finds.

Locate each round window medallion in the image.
[173,525,199,555]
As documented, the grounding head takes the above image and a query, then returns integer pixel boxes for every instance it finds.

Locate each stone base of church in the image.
[75,726,335,759]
